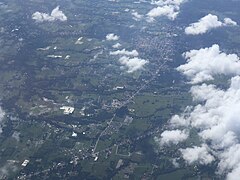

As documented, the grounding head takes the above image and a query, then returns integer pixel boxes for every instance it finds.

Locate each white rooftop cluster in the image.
[110,49,139,57]
[132,11,144,21]
[60,106,75,115]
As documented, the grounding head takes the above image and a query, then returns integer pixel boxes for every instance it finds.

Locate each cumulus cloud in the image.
[177,44,240,84]
[119,56,148,73]
[147,0,186,21]
[156,129,189,145]
[171,75,240,178]
[224,18,237,26]
[180,145,215,165]
[110,47,148,73]
[185,14,237,35]
[132,11,143,21]
[106,33,119,41]
[152,0,186,6]
[147,5,179,20]
[226,165,240,180]
[110,46,148,73]
[112,43,122,49]
[158,44,240,178]
[110,49,139,57]
[32,6,67,22]
[218,144,240,175]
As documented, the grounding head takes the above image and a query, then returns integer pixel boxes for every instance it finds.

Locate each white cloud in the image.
[159,44,240,178]
[172,75,240,177]
[218,144,240,175]
[112,43,122,49]
[180,145,215,165]
[110,49,139,57]
[224,18,237,26]
[185,14,237,35]
[226,165,240,180]
[132,11,143,21]
[119,56,148,73]
[32,6,67,22]
[177,44,240,84]
[50,6,67,21]
[147,5,179,20]
[147,0,186,21]
[156,129,189,145]
[106,33,119,41]
[181,77,240,143]
[152,0,186,6]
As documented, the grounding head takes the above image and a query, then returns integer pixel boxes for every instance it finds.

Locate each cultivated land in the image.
[0,0,239,179]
